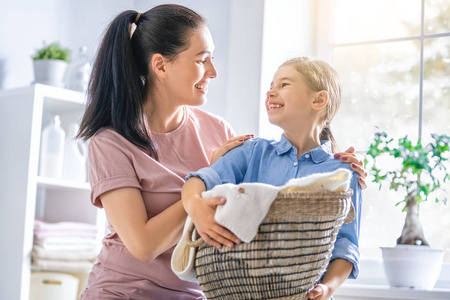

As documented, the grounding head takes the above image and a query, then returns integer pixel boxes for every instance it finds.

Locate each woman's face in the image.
[265,65,316,129]
[163,26,217,107]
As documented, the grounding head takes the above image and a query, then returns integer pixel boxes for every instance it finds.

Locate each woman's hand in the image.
[334,146,368,189]
[307,283,332,300]
[210,135,254,165]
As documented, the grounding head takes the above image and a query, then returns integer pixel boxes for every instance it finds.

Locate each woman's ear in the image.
[151,54,167,79]
[312,91,329,110]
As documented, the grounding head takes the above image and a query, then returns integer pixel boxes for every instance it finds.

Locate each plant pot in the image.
[380,245,445,289]
[33,59,68,88]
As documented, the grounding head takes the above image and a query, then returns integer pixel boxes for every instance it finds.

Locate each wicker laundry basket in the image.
[185,189,354,300]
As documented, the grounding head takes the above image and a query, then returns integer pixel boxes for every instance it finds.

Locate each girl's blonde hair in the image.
[281,57,342,153]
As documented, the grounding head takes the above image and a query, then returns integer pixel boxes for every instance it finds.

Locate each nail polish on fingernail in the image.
[228,243,233,248]
[239,139,244,142]
[342,156,348,161]
[334,154,340,159]
[235,239,241,244]
[351,163,356,168]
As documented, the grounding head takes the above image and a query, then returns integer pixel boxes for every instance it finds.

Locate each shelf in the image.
[37,176,90,191]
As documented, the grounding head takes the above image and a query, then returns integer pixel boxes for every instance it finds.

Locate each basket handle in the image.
[344,202,355,224]
[184,221,204,248]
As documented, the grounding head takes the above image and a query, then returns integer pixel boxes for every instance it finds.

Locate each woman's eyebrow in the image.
[195,50,214,56]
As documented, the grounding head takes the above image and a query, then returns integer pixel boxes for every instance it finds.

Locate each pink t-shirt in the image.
[86,107,235,299]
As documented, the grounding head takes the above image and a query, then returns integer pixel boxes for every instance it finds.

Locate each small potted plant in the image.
[32,41,71,88]
[365,131,449,289]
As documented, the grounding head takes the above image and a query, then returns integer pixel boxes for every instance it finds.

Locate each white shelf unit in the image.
[0,84,105,300]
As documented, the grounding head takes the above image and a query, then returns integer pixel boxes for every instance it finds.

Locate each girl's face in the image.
[265,65,316,129]
[163,26,217,107]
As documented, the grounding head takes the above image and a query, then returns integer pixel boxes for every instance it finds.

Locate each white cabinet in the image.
[0,84,105,300]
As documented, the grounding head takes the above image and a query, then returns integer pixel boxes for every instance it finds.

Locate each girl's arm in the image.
[100,187,187,263]
[307,259,353,300]
[181,177,241,249]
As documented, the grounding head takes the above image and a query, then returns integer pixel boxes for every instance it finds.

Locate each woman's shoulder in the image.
[89,128,135,151]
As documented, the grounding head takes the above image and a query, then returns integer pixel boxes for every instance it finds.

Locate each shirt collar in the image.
[272,134,334,163]
[272,134,294,155]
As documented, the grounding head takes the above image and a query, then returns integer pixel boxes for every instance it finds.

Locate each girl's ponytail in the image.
[320,124,339,153]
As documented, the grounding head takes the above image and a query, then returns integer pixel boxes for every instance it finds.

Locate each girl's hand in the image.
[188,195,241,249]
[210,135,254,165]
[334,146,368,189]
[307,283,332,300]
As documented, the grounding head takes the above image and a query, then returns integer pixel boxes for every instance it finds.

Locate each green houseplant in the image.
[365,131,449,288]
[32,42,71,62]
[32,42,71,88]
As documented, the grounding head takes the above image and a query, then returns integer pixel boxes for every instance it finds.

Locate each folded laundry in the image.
[34,237,97,251]
[32,257,95,273]
[32,244,98,261]
[34,219,97,239]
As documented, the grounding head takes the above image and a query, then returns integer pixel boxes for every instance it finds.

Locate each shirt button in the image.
[305,154,310,158]
[293,162,298,166]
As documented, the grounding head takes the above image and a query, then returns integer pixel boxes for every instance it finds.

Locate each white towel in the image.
[170,216,199,282]
[171,168,351,282]
[32,257,95,273]
[35,237,97,251]
[205,183,279,243]
[34,219,97,239]
[32,244,98,261]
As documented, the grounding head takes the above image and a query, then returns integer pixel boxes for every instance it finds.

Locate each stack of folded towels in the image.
[32,219,98,273]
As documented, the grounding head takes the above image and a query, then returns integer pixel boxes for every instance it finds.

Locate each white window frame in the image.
[313,0,450,294]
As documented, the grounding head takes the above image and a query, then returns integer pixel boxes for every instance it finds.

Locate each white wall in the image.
[0,0,134,90]
[0,0,265,135]
[258,0,316,140]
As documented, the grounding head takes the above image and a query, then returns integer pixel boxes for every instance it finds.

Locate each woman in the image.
[77,4,366,299]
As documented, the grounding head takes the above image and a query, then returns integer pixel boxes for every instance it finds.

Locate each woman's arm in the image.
[100,187,187,263]
[181,177,241,249]
[307,259,353,300]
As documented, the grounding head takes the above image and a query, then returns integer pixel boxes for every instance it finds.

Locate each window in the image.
[318,0,450,263]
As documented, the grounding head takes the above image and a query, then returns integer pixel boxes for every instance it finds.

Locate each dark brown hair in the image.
[77,4,206,159]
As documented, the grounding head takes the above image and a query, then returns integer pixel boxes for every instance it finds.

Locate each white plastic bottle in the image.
[39,115,65,178]
[66,46,91,92]
[62,123,87,182]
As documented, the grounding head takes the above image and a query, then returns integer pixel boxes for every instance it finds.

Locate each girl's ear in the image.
[151,54,167,79]
[312,90,329,110]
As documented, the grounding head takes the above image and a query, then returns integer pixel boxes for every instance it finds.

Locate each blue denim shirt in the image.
[187,135,362,279]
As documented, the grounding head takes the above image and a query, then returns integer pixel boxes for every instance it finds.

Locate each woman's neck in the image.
[144,98,185,134]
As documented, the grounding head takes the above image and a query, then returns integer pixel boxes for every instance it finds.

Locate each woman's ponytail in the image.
[78,11,157,159]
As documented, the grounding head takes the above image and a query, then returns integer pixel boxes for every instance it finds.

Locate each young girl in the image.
[182,57,362,300]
